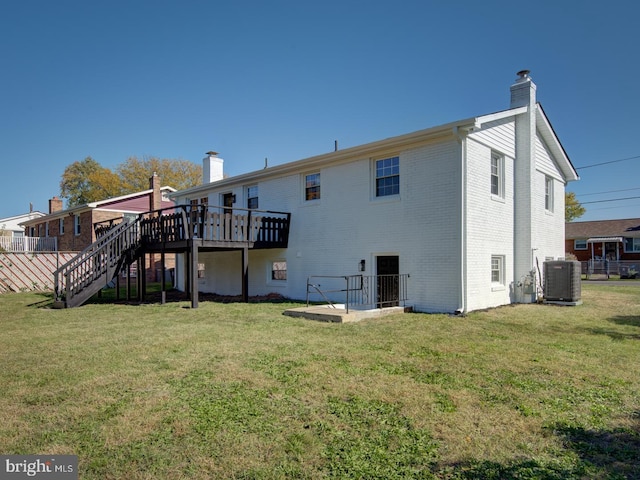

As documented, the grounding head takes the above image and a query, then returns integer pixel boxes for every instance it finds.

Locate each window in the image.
[271,261,287,281]
[491,255,504,285]
[624,238,640,253]
[59,218,64,235]
[545,176,554,212]
[197,263,205,279]
[375,156,400,197]
[247,186,259,209]
[491,152,504,198]
[74,215,81,235]
[45,222,50,237]
[305,173,321,201]
[574,239,588,250]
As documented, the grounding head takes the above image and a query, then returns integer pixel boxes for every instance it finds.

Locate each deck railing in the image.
[0,236,58,252]
[306,274,409,313]
[139,204,291,248]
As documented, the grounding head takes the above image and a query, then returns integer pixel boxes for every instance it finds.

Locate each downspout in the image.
[454,126,468,314]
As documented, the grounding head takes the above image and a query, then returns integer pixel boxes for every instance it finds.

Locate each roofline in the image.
[19,186,178,225]
[535,103,579,182]
[170,116,481,199]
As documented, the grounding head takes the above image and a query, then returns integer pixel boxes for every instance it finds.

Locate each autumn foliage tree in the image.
[565,191,586,222]
[60,156,202,207]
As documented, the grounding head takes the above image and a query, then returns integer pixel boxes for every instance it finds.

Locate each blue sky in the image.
[1,0,639,222]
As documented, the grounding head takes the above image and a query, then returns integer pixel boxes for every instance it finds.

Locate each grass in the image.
[0,284,639,479]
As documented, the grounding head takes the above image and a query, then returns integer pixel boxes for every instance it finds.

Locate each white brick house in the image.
[169,72,578,313]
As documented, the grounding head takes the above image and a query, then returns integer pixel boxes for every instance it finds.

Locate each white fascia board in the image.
[170,117,479,200]
[536,104,579,183]
[473,106,528,128]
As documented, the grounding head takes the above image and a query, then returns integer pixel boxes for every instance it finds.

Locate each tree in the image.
[60,157,124,207]
[117,156,202,193]
[565,191,586,222]
[59,156,202,207]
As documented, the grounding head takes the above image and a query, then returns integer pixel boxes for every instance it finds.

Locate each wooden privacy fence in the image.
[0,252,77,293]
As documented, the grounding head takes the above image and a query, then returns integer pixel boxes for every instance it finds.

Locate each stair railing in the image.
[54,217,141,307]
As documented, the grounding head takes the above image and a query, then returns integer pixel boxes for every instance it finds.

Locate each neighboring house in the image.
[167,71,579,313]
[21,175,177,282]
[0,210,47,251]
[565,218,640,262]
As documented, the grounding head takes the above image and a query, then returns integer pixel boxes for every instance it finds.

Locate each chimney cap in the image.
[206,151,219,156]
[516,69,531,79]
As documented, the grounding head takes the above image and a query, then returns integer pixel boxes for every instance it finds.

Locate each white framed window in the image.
[574,239,588,250]
[624,238,640,253]
[304,173,321,201]
[270,260,287,281]
[247,186,259,209]
[197,263,205,279]
[375,156,400,197]
[59,218,64,235]
[74,215,81,235]
[45,222,50,237]
[545,176,554,212]
[491,255,505,286]
[491,152,504,198]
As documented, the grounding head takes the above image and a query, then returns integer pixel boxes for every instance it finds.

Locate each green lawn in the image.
[1,285,638,479]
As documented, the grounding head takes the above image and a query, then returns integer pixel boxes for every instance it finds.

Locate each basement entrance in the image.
[377,255,399,308]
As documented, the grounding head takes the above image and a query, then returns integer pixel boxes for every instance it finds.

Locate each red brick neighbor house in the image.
[20,174,177,282]
[565,218,640,262]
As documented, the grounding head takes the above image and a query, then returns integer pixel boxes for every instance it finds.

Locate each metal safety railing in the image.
[306,274,409,313]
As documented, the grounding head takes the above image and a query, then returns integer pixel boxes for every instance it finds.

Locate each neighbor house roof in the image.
[566,218,640,239]
[20,186,177,226]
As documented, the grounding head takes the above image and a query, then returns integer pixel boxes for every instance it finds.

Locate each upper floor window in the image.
[491,152,504,198]
[375,156,400,197]
[74,215,81,236]
[624,238,640,253]
[305,173,321,201]
[545,176,554,212]
[247,186,259,209]
[574,239,588,250]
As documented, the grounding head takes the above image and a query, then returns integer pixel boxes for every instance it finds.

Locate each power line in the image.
[576,186,640,197]
[581,195,640,205]
[575,154,640,170]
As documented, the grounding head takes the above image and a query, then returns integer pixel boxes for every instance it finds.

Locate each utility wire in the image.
[581,195,640,205]
[575,154,640,170]
[576,186,640,197]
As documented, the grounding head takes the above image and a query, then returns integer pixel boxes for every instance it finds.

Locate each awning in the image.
[587,237,623,243]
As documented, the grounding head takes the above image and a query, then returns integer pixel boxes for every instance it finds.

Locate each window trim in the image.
[74,214,81,236]
[268,260,287,284]
[624,237,640,253]
[491,255,505,288]
[574,239,588,250]
[374,156,400,198]
[545,176,554,212]
[247,185,259,209]
[490,151,505,199]
[304,172,321,202]
[59,218,64,235]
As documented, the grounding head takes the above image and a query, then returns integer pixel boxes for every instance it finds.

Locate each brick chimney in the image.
[149,172,162,212]
[203,151,224,184]
[511,70,537,303]
[49,196,63,214]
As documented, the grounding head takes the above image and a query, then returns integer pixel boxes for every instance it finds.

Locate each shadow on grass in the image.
[550,417,640,480]
[435,414,640,479]
[608,315,640,328]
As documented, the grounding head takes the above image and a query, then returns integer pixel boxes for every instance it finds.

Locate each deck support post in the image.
[191,239,199,308]
[242,246,249,302]
[160,250,166,304]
